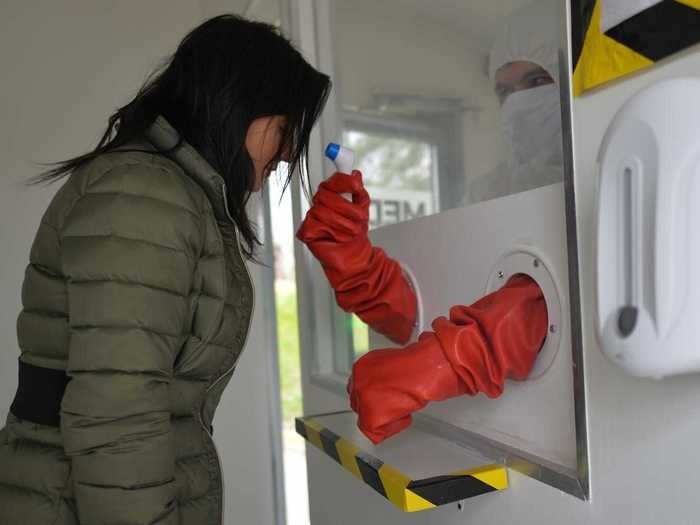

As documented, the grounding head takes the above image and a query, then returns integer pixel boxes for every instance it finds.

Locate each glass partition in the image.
[329,0,564,220]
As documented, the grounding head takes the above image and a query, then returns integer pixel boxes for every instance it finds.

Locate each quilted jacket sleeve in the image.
[58,160,204,525]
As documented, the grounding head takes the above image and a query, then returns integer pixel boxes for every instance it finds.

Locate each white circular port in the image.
[398,262,424,340]
[484,248,562,380]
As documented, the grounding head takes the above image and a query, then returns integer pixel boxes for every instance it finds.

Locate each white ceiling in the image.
[373,0,534,48]
[231,0,539,49]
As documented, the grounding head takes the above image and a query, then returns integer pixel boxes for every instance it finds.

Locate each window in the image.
[340,114,444,358]
[343,129,438,229]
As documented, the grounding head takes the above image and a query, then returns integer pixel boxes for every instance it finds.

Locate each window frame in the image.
[290,0,588,501]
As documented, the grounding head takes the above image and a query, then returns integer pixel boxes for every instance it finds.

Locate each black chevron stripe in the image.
[407,474,496,505]
[319,428,342,464]
[571,0,597,68]
[605,0,700,61]
[355,451,387,498]
[295,418,308,440]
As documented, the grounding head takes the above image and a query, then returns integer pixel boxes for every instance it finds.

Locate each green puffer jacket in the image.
[0,116,255,525]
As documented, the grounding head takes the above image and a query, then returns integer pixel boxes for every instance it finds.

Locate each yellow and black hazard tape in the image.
[572,0,700,95]
[295,413,508,512]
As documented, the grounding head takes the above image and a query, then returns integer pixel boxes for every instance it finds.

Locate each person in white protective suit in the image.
[467,0,564,204]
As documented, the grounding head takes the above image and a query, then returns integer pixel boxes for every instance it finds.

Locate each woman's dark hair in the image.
[32,14,331,258]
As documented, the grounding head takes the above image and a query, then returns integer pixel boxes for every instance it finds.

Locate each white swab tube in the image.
[325,143,354,173]
[325,143,355,201]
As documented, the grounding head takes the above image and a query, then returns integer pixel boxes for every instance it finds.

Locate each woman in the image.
[0,14,330,525]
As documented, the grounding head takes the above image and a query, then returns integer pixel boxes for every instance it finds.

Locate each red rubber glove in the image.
[347,275,547,444]
[296,171,417,345]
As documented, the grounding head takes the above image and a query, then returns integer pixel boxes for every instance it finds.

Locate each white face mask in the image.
[500,83,563,169]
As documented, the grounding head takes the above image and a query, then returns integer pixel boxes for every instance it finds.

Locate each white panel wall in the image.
[0,3,280,524]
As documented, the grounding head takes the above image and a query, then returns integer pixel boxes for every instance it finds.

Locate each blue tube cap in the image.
[325,143,340,161]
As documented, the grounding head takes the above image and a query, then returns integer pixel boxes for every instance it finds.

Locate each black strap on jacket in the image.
[9,359,216,435]
[9,359,71,427]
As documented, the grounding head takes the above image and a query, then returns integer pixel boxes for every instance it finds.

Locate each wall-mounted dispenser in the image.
[596,77,700,378]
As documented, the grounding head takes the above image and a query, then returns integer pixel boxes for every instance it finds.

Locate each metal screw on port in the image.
[550,324,557,333]
[497,271,504,279]
[533,259,540,268]
[457,501,464,511]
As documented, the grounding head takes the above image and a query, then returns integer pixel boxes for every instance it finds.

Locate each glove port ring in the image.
[398,261,424,340]
[485,248,563,380]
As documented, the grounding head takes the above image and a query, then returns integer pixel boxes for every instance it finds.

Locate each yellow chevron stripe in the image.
[377,463,411,509]
[573,0,653,96]
[377,463,435,512]
[450,464,508,490]
[471,466,508,490]
[675,0,700,9]
[303,419,324,451]
[404,489,438,512]
[335,437,363,480]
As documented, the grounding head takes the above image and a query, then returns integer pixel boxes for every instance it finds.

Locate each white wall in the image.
[0,0,196,404]
[0,3,280,524]
[302,8,700,525]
